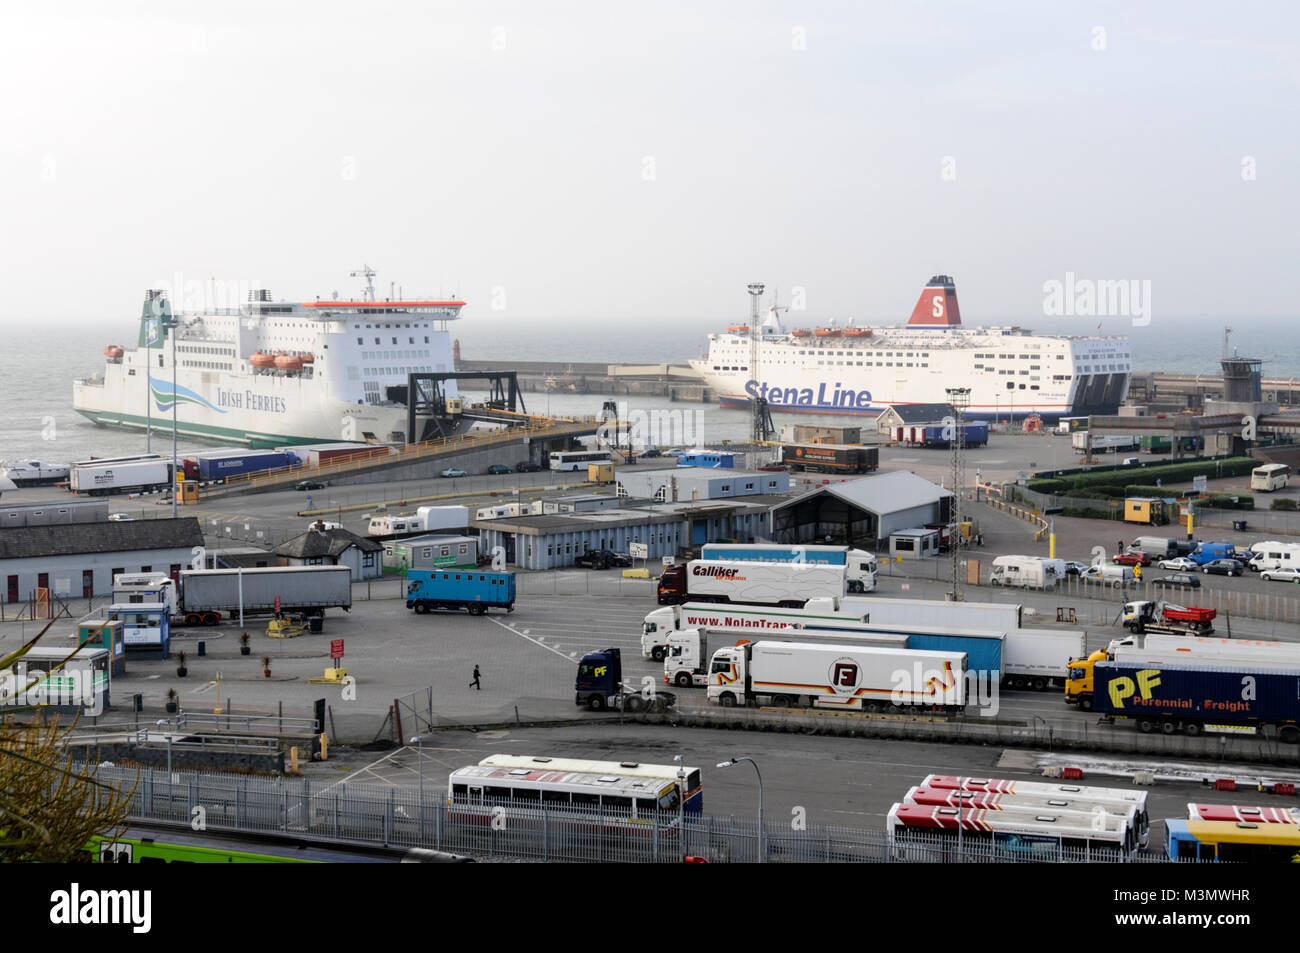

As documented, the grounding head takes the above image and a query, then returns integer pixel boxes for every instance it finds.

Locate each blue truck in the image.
[1092,659,1300,743]
[677,452,737,468]
[405,569,516,615]
[576,647,676,712]
[185,450,297,482]
[920,422,989,448]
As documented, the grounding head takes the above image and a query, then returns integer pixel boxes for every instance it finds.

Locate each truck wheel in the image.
[719,693,737,708]
[1138,719,1156,733]
[1078,695,1093,712]
[771,695,793,708]
[185,613,202,626]
[470,604,487,616]
[1280,726,1300,745]
[413,602,428,615]
[1032,677,1048,692]
[587,695,606,712]
[1183,722,1202,737]
[675,672,692,688]
[1161,720,1178,735]
[651,646,666,663]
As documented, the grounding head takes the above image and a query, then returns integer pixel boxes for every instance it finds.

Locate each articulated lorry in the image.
[641,597,1025,662]
[657,560,850,607]
[71,457,173,496]
[1089,660,1300,743]
[1122,600,1217,635]
[699,543,878,592]
[665,622,1083,691]
[1065,635,1300,711]
[706,639,967,711]
[114,567,353,626]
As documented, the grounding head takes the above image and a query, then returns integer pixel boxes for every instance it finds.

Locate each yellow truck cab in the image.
[1064,649,1106,710]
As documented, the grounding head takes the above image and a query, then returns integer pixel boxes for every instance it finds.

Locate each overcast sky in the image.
[2,1,1296,328]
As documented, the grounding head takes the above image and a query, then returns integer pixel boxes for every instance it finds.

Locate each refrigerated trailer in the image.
[71,459,174,496]
[656,560,850,607]
[699,543,878,592]
[115,566,352,624]
[706,639,968,711]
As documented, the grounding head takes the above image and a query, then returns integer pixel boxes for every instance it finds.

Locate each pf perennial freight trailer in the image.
[405,568,515,615]
[706,639,967,711]
[657,560,849,607]
[700,543,878,592]
[1089,660,1300,743]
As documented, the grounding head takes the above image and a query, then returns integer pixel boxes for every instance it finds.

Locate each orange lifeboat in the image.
[274,353,303,372]
[814,327,842,338]
[299,353,315,363]
[726,325,750,334]
[250,352,276,369]
[103,345,125,359]
[791,329,812,338]
[843,327,871,338]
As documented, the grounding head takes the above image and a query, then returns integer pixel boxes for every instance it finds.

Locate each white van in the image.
[1129,536,1177,559]
[990,555,1057,589]
[1080,563,1135,587]
[1248,544,1300,573]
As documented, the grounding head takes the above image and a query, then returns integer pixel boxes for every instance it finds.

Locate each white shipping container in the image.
[840,596,1022,630]
[1003,629,1087,680]
[738,640,967,708]
[71,460,173,494]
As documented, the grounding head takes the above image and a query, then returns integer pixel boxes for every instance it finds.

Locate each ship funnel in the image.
[907,275,962,327]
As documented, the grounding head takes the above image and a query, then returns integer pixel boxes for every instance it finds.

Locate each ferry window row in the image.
[358,337,432,345]
[364,366,435,376]
[362,350,431,361]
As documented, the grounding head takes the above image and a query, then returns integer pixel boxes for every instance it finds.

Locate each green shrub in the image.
[1271,498,1299,511]
[1027,479,1067,494]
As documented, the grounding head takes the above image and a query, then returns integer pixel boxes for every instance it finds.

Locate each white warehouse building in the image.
[0,518,206,605]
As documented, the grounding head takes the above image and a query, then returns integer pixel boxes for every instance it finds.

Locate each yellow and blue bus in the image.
[1165,819,1300,862]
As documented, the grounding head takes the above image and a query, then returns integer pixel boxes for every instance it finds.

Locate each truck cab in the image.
[1064,650,1106,709]
[663,629,710,688]
[705,645,747,707]
[576,648,622,710]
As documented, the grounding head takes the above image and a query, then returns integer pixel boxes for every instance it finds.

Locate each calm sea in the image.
[1,315,1294,464]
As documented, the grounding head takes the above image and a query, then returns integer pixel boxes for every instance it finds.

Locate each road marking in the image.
[488,616,579,661]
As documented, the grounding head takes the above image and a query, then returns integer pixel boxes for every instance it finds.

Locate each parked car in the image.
[1063,561,1090,576]
[295,480,327,491]
[1111,552,1151,567]
[1157,556,1198,571]
[1152,572,1201,589]
[515,461,542,473]
[107,513,134,521]
[486,464,512,475]
[440,467,468,478]
[1202,559,1244,577]
[574,548,632,570]
[1261,568,1300,584]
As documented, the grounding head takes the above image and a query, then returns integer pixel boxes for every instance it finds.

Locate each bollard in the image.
[197,641,206,657]
[133,693,143,713]
[320,732,329,760]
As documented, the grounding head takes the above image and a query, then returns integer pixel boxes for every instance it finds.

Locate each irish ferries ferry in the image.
[73,268,464,447]
[692,276,1131,421]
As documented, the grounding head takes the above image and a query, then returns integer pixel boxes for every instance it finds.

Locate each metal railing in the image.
[171,711,320,735]
[222,416,604,491]
[93,764,1183,863]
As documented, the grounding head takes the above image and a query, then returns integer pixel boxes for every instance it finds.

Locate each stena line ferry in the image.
[691,276,1131,421]
[73,268,464,448]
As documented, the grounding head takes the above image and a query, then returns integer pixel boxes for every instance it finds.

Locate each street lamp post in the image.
[718,756,764,862]
[674,753,687,843]
[409,735,424,841]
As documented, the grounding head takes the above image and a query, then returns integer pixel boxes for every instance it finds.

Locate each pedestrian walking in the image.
[1117,540,1124,557]
[469,665,481,691]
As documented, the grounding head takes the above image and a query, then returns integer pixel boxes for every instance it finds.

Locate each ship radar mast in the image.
[350,264,378,301]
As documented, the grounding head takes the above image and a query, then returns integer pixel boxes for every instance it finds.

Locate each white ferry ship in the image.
[692,276,1131,420]
[73,269,463,447]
